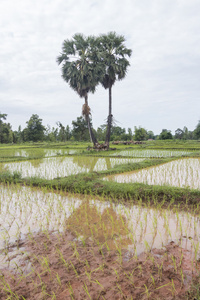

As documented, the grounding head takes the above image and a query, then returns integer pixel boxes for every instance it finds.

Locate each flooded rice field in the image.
[0,184,200,271]
[0,148,81,159]
[105,158,200,190]
[2,157,144,179]
[109,149,193,157]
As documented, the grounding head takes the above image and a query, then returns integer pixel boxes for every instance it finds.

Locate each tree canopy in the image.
[57,33,103,145]
[57,32,132,148]
[23,114,46,142]
[96,32,132,147]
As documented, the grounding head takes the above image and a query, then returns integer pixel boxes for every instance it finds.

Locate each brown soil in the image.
[0,201,199,299]
[0,230,200,299]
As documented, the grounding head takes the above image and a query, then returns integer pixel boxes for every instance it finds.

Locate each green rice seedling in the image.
[83,282,92,300]
[1,279,20,299]
[66,282,75,300]
[169,279,176,297]
[70,261,79,278]
[41,256,52,275]
[144,240,150,252]
[55,247,69,270]
[150,274,156,287]
[179,252,183,267]
[93,279,104,292]
[142,284,151,299]
[157,261,164,280]
[124,271,135,288]
[116,283,126,298]
[171,255,177,273]
[71,243,80,260]
[55,273,61,286]
[113,268,119,280]
[192,240,200,262]
[180,268,184,287]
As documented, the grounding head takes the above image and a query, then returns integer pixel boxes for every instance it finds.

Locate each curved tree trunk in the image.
[84,95,98,145]
[105,85,112,149]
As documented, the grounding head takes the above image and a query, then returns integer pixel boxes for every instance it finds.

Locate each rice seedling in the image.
[0,142,200,298]
[2,156,144,179]
[109,149,193,158]
[106,158,200,190]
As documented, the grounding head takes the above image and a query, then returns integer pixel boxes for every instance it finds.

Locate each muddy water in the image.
[105,158,200,190]
[3,157,144,179]
[0,184,200,272]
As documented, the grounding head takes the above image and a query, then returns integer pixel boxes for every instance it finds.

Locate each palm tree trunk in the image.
[84,95,98,145]
[105,85,112,148]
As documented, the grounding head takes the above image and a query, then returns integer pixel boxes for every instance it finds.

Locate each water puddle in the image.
[2,157,144,179]
[105,158,200,190]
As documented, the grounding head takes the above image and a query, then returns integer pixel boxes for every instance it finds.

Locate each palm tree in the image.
[57,34,101,145]
[97,32,132,148]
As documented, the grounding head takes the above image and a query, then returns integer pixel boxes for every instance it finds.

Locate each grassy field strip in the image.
[105,158,200,190]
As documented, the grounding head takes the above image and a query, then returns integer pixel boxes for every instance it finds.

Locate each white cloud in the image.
[0,0,200,134]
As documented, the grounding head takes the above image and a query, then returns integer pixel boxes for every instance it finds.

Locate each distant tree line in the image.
[1,112,200,144]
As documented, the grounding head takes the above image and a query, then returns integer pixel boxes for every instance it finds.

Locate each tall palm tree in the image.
[97,32,132,148]
[57,34,101,145]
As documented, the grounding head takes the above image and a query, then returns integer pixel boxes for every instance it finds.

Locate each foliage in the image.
[2,111,200,144]
[159,129,173,140]
[175,128,184,139]
[57,33,102,145]
[134,126,148,141]
[71,116,90,141]
[0,112,13,143]
[22,114,46,142]
[194,120,200,139]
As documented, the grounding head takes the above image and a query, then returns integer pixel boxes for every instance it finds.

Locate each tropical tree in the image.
[71,116,90,141]
[175,128,184,139]
[23,114,45,142]
[97,32,132,148]
[134,126,148,141]
[57,34,102,145]
[194,121,200,139]
[0,113,13,143]
[159,129,173,140]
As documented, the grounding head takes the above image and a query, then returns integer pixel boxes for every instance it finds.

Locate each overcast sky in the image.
[1,0,200,134]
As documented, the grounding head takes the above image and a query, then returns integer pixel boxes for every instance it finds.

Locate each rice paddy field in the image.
[0,141,200,299]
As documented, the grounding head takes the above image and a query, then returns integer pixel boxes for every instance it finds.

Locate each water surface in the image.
[105,158,200,190]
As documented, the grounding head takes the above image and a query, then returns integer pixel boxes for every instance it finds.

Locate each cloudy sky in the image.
[1,0,200,134]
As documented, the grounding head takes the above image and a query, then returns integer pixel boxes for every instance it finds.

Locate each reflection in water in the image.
[3,157,144,179]
[72,157,113,172]
[105,158,200,190]
[66,201,132,251]
[0,148,80,160]
[73,156,99,172]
